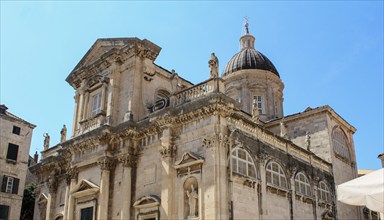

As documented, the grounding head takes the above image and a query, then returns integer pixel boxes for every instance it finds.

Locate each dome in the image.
[222,23,279,77]
[223,47,279,77]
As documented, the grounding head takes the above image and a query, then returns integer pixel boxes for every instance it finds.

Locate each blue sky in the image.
[1,1,383,169]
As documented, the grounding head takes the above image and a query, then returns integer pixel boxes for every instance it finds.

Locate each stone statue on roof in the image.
[208,52,219,78]
[60,124,67,143]
[43,133,50,150]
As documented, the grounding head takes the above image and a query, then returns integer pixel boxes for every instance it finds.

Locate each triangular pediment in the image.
[66,38,161,88]
[71,179,99,194]
[175,152,204,167]
[37,193,48,203]
[72,38,139,73]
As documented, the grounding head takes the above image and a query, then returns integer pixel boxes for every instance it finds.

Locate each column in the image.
[64,166,78,220]
[97,157,114,220]
[120,154,136,220]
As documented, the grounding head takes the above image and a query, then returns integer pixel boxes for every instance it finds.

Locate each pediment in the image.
[37,193,48,203]
[71,179,99,194]
[66,38,161,88]
[72,38,139,74]
[174,152,204,168]
[133,195,160,209]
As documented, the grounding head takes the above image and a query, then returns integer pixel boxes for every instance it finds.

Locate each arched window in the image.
[295,172,311,197]
[332,128,350,161]
[266,161,288,189]
[231,148,257,178]
[318,181,331,202]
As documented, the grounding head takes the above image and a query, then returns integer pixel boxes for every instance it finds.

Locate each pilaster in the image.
[159,127,176,219]
[46,174,58,220]
[119,153,136,220]
[97,156,115,220]
[64,166,78,220]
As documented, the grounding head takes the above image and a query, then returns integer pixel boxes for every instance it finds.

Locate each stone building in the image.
[0,105,36,220]
[31,24,361,220]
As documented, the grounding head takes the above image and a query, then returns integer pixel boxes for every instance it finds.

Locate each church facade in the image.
[31,25,361,220]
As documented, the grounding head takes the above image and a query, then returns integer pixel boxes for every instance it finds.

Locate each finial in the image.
[244,16,249,35]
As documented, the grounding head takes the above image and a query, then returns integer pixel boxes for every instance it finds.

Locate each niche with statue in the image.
[184,177,199,220]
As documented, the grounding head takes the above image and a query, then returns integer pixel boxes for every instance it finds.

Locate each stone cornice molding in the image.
[67,38,161,89]
[223,69,284,89]
[227,116,332,173]
[67,137,99,155]
[266,105,356,134]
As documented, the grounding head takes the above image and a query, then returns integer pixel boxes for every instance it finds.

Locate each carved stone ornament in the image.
[174,152,204,177]
[257,150,269,162]
[203,136,215,148]
[65,166,79,185]
[119,153,137,168]
[159,144,177,158]
[98,156,115,170]
[47,174,58,193]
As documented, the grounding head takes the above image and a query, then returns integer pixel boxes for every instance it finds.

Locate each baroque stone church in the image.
[31,23,361,220]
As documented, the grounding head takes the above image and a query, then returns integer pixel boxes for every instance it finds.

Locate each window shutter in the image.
[12,178,19,194]
[1,176,7,192]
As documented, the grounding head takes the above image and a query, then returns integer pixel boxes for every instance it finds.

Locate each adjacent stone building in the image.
[31,24,361,220]
[0,105,36,220]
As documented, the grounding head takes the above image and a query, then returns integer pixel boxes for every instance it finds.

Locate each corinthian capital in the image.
[119,153,137,168]
[65,166,79,185]
[98,156,115,171]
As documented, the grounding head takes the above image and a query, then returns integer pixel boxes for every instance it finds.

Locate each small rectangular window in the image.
[6,143,19,161]
[1,176,19,194]
[0,205,10,220]
[12,126,21,135]
[253,95,264,114]
[81,207,93,220]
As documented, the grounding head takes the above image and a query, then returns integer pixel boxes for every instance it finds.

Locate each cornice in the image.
[266,105,356,133]
[67,38,161,89]
[227,114,333,173]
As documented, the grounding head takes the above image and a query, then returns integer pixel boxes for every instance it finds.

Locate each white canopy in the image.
[337,168,384,213]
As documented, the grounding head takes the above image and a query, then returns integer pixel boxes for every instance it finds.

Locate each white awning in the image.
[337,168,384,213]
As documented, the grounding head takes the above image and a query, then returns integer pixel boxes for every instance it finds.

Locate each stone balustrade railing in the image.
[172,78,224,106]
[79,113,106,134]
